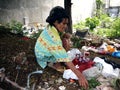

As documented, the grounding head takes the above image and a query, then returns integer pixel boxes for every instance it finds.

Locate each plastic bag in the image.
[82,66,102,80]
[67,48,81,61]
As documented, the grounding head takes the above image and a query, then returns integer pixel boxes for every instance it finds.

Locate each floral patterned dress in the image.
[34,25,70,68]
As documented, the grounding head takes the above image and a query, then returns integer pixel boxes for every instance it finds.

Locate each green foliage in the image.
[112,18,120,31]
[81,78,101,90]
[111,18,120,37]
[93,28,117,38]
[6,20,23,34]
[90,17,120,38]
[71,36,82,48]
[95,0,104,18]
[112,18,120,30]
[73,21,86,30]
[96,0,103,4]
[96,0,103,9]
[99,14,113,28]
[72,5,119,39]
[85,17,99,30]
[73,16,119,38]
[88,78,101,89]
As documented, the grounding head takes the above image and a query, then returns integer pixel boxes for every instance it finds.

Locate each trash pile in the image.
[0,30,120,90]
[81,38,120,58]
[63,48,120,90]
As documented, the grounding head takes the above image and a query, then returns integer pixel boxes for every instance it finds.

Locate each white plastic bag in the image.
[67,48,81,61]
[82,66,102,80]
[63,69,78,80]
[94,57,120,78]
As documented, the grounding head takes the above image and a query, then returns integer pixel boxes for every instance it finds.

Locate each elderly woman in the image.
[34,6,88,89]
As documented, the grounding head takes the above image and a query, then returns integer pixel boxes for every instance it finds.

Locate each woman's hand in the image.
[78,74,88,89]
[65,62,89,89]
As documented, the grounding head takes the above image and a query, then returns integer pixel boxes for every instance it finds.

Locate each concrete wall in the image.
[0,0,64,25]
[0,0,96,25]
[72,0,95,24]
[110,0,120,7]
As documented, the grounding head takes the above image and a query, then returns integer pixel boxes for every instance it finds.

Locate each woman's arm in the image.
[65,62,89,89]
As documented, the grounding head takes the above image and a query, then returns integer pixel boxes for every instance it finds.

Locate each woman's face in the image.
[54,18,68,32]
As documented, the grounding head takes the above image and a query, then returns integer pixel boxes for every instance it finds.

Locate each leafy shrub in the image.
[6,20,23,34]
[93,28,117,38]
[81,78,101,90]
[88,78,101,89]
[73,21,86,30]
[85,17,99,30]
[111,18,120,37]
[99,14,113,28]
[71,36,83,48]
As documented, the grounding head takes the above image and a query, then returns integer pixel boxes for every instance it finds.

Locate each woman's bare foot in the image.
[48,62,65,73]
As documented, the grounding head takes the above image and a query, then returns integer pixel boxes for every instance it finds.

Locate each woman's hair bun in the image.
[46,6,68,26]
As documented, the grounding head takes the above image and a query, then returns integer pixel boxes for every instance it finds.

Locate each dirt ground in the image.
[0,31,120,90]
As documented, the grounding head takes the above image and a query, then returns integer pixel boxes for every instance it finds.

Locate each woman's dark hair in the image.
[46,6,69,26]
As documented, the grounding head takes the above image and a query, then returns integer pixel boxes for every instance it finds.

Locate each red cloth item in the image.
[78,60,95,72]
[67,57,95,72]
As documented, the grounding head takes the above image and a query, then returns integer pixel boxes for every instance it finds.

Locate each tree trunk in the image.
[64,0,72,34]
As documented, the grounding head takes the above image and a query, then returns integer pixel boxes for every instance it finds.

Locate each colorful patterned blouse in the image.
[34,25,70,68]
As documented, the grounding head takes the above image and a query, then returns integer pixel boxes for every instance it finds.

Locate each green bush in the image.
[85,17,99,30]
[73,21,86,30]
[6,20,23,34]
[71,36,83,48]
[81,78,101,90]
[93,28,117,38]
[99,14,113,28]
[111,18,120,38]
